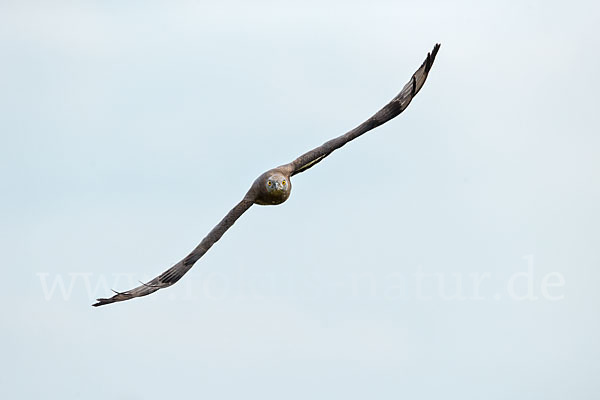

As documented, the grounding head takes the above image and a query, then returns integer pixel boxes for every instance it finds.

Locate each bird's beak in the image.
[275,182,283,190]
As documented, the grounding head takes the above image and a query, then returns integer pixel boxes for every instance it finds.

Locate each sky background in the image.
[1,0,599,398]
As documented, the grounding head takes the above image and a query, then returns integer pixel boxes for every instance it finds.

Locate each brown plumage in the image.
[92,43,441,307]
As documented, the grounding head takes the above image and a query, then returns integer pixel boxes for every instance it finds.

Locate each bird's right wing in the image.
[92,196,255,306]
[285,43,440,176]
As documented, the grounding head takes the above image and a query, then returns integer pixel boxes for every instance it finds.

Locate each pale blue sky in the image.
[1,0,599,399]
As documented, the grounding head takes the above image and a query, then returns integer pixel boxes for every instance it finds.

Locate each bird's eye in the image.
[267,181,272,186]
[282,180,286,185]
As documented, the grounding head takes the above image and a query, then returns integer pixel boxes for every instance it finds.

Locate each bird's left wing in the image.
[284,43,440,176]
[92,197,255,306]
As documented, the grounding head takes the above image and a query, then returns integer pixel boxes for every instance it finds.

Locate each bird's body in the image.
[93,43,441,307]
[252,168,292,205]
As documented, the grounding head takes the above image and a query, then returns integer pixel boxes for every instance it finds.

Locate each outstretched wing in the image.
[286,43,440,176]
[93,197,255,306]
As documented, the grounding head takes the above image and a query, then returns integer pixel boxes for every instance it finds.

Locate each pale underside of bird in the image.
[93,43,441,307]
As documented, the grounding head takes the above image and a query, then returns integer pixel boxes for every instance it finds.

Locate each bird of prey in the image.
[93,43,441,307]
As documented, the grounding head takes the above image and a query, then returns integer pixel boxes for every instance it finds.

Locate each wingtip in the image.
[425,43,441,73]
[92,298,112,307]
[92,289,124,306]
[432,43,441,58]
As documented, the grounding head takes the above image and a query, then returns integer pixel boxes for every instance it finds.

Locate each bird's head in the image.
[265,174,289,194]
[253,171,291,205]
